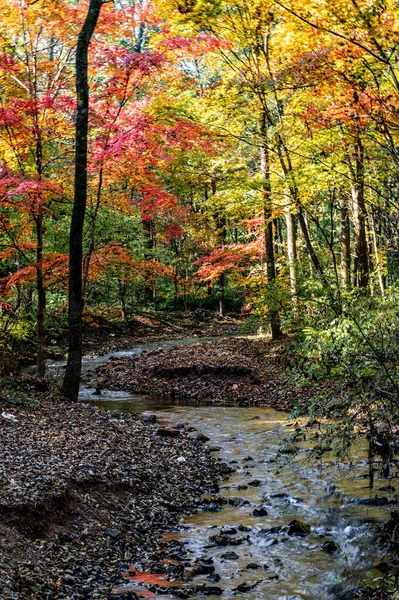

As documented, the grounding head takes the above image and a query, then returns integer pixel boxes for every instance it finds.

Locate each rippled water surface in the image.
[57,339,394,600]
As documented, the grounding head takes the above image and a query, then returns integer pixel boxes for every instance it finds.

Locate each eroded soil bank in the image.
[96,337,299,411]
[0,402,228,599]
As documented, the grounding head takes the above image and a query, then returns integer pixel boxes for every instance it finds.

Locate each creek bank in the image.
[0,402,229,599]
[95,337,299,410]
[0,310,242,379]
[84,313,241,359]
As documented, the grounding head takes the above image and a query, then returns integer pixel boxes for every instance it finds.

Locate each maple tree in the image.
[0,0,75,375]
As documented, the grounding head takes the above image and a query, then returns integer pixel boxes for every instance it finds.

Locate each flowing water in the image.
[50,338,395,600]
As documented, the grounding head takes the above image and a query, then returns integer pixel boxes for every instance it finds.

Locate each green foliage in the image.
[294,289,399,389]
[283,287,399,479]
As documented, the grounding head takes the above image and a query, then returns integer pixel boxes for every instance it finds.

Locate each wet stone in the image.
[156,427,181,438]
[234,581,261,592]
[356,496,393,506]
[264,538,279,547]
[187,431,210,443]
[253,507,268,517]
[261,525,282,534]
[141,414,157,423]
[209,534,245,547]
[202,502,223,512]
[199,557,214,565]
[195,561,215,575]
[192,585,223,596]
[270,492,290,499]
[220,527,237,535]
[226,497,251,506]
[287,520,311,536]
[220,551,239,560]
[280,444,299,455]
[322,540,340,553]
[246,563,260,569]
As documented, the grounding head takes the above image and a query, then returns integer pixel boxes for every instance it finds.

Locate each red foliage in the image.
[195,242,259,282]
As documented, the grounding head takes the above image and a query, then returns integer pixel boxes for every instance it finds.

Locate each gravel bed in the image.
[0,402,227,599]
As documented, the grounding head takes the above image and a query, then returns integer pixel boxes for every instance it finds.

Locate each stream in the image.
[51,337,394,600]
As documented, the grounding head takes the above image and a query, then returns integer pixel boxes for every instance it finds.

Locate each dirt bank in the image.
[0,402,228,599]
[96,337,300,411]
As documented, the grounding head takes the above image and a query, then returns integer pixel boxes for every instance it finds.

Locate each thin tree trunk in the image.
[260,112,281,339]
[351,136,369,290]
[82,167,103,296]
[34,124,46,377]
[275,133,327,288]
[284,204,298,311]
[297,207,324,280]
[340,196,351,291]
[62,0,104,401]
[35,212,46,377]
[218,272,226,316]
[210,180,228,316]
[370,211,385,295]
[142,217,154,304]
[118,279,127,320]
[217,213,226,317]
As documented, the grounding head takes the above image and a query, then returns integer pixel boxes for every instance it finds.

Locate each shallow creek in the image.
[51,338,395,600]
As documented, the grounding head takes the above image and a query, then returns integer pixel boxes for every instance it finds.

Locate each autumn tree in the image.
[0,0,76,375]
[61,0,107,401]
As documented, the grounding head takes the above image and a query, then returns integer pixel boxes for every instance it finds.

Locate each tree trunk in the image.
[297,207,324,280]
[83,167,103,296]
[340,196,351,291]
[142,217,154,304]
[260,112,281,339]
[218,272,226,316]
[61,0,104,401]
[284,203,297,310]
[118,279,127,320]
[217,213,226,316]
[351,136,369,290]
[275,133,328,290]
[35,213,46,377]
[34,123,46,376]
[369,210,385,295]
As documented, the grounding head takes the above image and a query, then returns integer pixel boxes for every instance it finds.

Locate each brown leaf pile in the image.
[98,338,295,410]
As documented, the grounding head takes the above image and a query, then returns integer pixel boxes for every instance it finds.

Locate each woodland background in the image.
[1,0,399,409]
